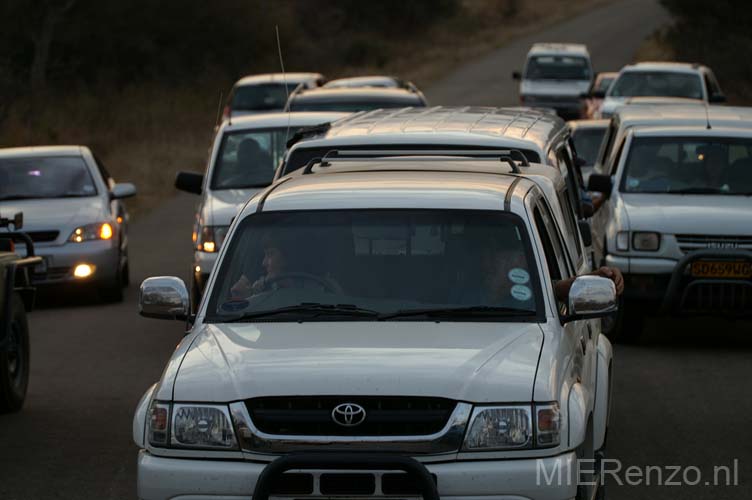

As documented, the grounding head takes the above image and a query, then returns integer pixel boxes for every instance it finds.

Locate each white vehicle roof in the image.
[219,111,351,133]
[528,43,589,57]
[614,105,752,129]
[234,72,324,87]
[619,61,705,75]
[0,145,85,159]
[630,124,752,139]
[324,76,403,89]
[289,107,567,157]
[244,159,543,218]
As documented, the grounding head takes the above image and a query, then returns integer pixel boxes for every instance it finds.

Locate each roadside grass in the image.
[0,0,611,217]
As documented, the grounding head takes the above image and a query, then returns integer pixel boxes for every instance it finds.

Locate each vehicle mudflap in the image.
[661,249,752,316]
[252,453,440,500]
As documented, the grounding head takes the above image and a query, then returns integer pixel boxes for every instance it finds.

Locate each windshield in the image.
[231,83,298,112]
[524,55,591,81]
[572,128,607,166]
[288,101,420,112]
[0,156,97,201]
[211,127,298,189]
[620,136,752,194]
[609,71,703,99]
[206,209,542,322]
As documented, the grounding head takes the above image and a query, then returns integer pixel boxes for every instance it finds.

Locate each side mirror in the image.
[578,220,593,246]
[110,182,137,200]
[175,171,204,195]
[512,71,522,81]
[587,174,613,195]
[139,276,190,321]
[591,90,606,99]
[565,275,617,322]
[709,93,726,104]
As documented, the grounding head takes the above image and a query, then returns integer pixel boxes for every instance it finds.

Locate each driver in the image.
[699,144,730,191]
[230,233,296,298]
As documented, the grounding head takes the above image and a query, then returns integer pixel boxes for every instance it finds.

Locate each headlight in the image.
[632,231,660,251]
[463,406,532,450]
[68,222,113,242]
[463,403,561,451]
[147,401,238,450]
[197,225,230,253]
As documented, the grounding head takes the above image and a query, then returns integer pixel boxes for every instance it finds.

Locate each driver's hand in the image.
[594,266,624,296]
[230,275,252,298]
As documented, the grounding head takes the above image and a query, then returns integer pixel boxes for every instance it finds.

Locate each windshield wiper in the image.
[667,187,725,194]
[378,306,537,321]
[219,302,380,322]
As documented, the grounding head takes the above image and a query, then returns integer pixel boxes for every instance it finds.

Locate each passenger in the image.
[698,145,730,191]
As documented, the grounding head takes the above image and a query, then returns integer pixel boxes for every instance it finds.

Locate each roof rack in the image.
[301,148,531,175]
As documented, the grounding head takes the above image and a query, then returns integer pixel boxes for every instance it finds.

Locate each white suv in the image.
[598,62,725,118]
[135,156,617,500]
[588,123,752,341]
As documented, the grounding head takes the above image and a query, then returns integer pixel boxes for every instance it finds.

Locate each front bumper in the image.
[31,240,119,285]
[606,251,752,315]
[137,450,579,500]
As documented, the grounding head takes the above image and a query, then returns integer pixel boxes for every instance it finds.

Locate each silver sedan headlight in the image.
[463,403,561,451]
[148,401,238,450]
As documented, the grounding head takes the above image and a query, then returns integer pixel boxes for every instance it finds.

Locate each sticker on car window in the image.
[508,268,530,284]
[510,284,532,301]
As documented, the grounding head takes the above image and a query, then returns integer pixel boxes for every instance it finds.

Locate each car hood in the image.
[621,193,752,234]
[172,322,544,403]
[0,197,104,235]
[205,189,263,226]
[521,79,591,97]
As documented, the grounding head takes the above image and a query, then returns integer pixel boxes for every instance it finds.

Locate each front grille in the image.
[247,396,456,436]
[676,234,752,253]
[26,230,60,243]
[681,280,752,315]
[267,471,437,497]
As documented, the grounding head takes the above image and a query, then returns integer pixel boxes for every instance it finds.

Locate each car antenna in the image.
[214,90,225,130]
[275,25,292,142]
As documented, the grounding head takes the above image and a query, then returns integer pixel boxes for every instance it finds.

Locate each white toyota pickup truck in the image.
[134,156,616,500]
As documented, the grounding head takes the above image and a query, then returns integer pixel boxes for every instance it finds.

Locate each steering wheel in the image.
[262,272,341,294]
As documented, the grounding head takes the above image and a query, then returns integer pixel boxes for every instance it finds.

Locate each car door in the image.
[533,199,596,396]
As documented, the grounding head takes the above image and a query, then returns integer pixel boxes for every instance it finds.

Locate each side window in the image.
[704,71,721,96]
[596,122,616,171]
[557,187,584,263]
[534,202,573,280]
[609,137,627,175]
[93,154,115,189]
[534,206,562,283]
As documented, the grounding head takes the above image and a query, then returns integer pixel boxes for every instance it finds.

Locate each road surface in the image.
[2,1,749,498]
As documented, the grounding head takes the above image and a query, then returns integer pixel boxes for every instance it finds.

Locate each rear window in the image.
[0,156,97,201]
[282,145,541,177]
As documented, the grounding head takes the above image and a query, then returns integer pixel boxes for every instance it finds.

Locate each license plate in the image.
[691,261,752,279]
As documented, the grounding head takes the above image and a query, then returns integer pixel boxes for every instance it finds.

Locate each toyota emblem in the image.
[331,403,367,427]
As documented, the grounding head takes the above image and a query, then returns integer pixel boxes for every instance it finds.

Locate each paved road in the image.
[2,1,749,499]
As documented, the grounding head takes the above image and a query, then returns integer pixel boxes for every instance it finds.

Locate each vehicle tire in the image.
[605,299,644,344]
[99,264,124,303]
[0,293,30,413]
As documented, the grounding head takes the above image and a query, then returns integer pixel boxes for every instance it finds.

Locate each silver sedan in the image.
[0,146,136,301]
